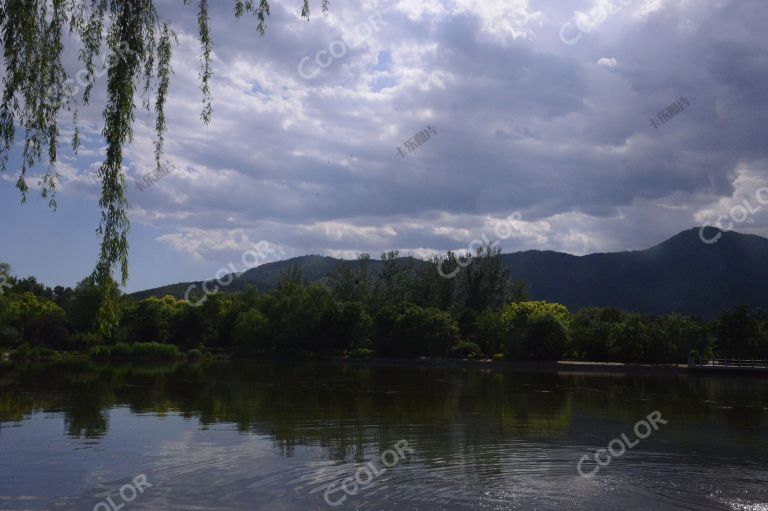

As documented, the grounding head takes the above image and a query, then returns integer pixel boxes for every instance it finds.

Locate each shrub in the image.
[89,345,112,359]
[110,342,133,358]
[0,327,21,348]
[10,343,32,360]
[347,347,374,358]
[64,331,101,352]
[449,341,483,359]
[10,344,59,359]
[131,342,179,359]
[187,348,204,360]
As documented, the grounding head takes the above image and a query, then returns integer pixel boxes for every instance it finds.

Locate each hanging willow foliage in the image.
[0,0,329,334]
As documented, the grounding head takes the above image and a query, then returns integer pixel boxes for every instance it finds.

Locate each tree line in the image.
[1,249,766,362]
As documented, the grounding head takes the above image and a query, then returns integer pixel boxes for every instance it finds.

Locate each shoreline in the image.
[331,357,687,374]
[4,351,768,376]
[329,357,768,376]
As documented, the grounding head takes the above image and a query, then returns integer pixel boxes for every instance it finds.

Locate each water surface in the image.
[1,360,767,510]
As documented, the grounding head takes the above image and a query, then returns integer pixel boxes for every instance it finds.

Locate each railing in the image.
[696,358,768,369]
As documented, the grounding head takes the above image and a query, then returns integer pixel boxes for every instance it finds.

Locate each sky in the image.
[1,0,767,292]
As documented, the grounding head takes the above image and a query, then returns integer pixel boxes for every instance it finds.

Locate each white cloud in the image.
[597,57,618,67]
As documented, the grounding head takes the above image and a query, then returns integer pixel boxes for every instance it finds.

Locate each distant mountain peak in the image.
[132,228,768,318]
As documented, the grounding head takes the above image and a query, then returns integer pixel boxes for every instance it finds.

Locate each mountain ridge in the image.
[131,228,768,318]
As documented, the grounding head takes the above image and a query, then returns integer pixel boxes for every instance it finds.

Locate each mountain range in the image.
[131,228,768,318]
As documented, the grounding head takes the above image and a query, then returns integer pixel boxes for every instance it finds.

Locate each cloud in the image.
[693,163,768,235]
[597,57,618,67]
[4,0,768,289]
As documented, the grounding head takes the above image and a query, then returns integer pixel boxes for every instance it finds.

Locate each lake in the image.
[1,359,767,510]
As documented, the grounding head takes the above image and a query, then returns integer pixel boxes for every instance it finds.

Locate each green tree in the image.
[258,282,337,354]
[120,295,179,344]
[373,303,459,358]
[607,314,648,362]
[66,278,104,333]
[456,243,520,311]
[11,276,53,299]
[717,305,762,358]
[412,253,457,310]
[502,301,570,327]
[466,310,508,356]
[372,251,415,307]
[331,301,373,351]
[569,307,625,361]
[328,254,372,303]
[233,308,270,352]
[658,314,708,362]
[4,292,68,346]
[501,301,570,359]
[521,311,569,360]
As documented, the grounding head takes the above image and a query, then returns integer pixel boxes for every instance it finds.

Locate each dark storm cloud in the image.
[50,0,768,268]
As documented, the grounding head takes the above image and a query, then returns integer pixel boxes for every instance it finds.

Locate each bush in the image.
[347,347,374,358]
[688,349,702,364]
[449,341,482,359]
[0,327,21,348]
[9,343,32,360]
[64,331,101,352]
[110,342,133,358]
[131,342,179,359]
[187,348,204,360]
[492,353,506,361]
[89,345,112,359]
[10,344,59,360]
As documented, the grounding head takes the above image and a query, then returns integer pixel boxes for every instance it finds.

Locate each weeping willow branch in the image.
[0,0,330,334]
